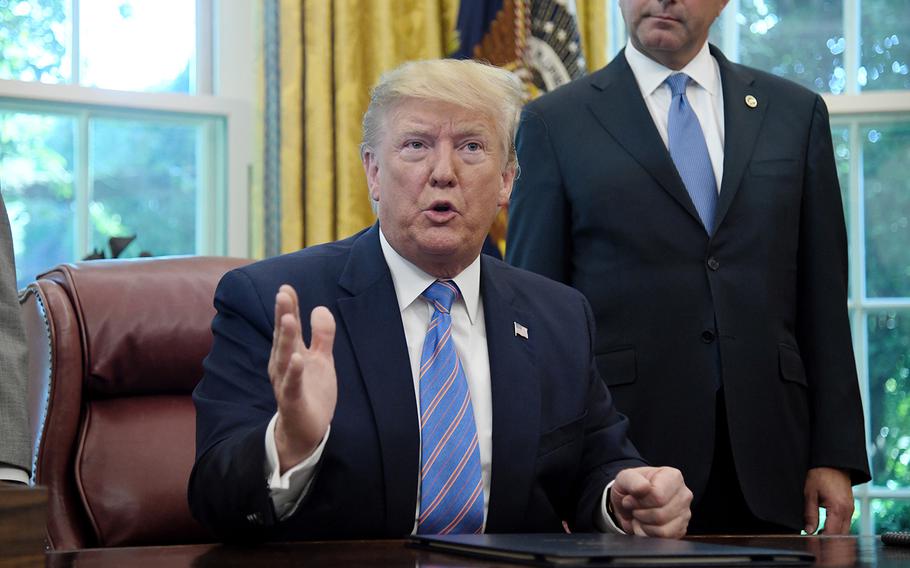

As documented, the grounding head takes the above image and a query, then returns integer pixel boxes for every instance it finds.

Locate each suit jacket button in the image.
[706,257,720,271]
[701,330,716,343]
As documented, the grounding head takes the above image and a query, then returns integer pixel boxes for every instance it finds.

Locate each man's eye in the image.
[406,141,425,150]
[464,142,482,152]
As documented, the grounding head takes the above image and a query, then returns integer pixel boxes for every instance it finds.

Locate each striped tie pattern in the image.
[416,280,484,534]
[666,73,718,235]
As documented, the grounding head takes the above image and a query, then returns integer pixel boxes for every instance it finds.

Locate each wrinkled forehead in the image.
[377,97,510,156]
[389,100,495,134]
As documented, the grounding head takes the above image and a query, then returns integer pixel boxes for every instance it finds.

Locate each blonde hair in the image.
[361,59,524,168]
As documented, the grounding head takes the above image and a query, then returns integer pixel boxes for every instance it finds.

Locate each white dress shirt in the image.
[624,40,725,191]
[0,466,28,484]
[264,228,621,533]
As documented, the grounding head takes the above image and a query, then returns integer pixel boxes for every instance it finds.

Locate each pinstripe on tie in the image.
[416,280,484,534]
[666,73,718,235]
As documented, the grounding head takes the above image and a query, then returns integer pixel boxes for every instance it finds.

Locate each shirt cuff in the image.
[595,480,626,534]
[264,414,330,519]
[0,466,29,485]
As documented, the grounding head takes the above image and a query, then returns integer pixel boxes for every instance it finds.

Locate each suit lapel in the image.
[712,45,768,231]
[586,51,703,226]
[480,258,541,532]
[336,224,419,535]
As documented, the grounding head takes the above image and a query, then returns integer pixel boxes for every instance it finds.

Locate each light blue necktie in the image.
[416,280,484,535]
[666,73,718,235]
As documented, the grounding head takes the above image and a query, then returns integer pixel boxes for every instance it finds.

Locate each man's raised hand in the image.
[268,284,337,473]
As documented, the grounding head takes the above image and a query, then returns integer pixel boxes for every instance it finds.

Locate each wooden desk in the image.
[44,536,910,567]
[0,486,46,568]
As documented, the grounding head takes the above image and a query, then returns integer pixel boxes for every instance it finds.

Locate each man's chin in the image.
[417,239,464,260]
[637,29,685,52]
[411,234,482,273]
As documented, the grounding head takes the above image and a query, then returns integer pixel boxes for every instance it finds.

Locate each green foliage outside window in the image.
[0,0,67,83]
[1,0,200,286]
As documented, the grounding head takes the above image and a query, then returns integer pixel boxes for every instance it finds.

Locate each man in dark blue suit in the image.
[506,0,869,534]
[189,59,693,541]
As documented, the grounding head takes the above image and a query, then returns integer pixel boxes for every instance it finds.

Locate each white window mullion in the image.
[195,0,214,95]
[849,118,865,316]
[195,120,226,256]
[607,2,626,59]
[194,124,209,254]
[70,0,80,85]
[75,111,91,260]
[847,116,874,535]
[860,493,873,535]
[721,0,740,62]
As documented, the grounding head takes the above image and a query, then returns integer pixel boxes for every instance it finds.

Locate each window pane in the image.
[80,0,195,93]
[714,0,844,94]
[867,311,910,489]
[0,0,70,83]
[863,119,910,297]
[0,110,75,288]
[860,0,910,91]
[872,499,910,533]
[89,117,201,258]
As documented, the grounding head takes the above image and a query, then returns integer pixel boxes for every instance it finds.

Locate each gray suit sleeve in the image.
[0,194,30,477]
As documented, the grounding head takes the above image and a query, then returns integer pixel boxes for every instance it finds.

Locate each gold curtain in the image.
[269,0,606,253]
[576,0,608,72]
[272,0,459,252]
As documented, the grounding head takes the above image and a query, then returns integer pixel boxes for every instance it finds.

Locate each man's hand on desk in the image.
[610,466,692,539]
[269,284,337,475]
[803,466,854,535]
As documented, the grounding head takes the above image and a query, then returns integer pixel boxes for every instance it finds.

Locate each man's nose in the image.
[429,146,457,188]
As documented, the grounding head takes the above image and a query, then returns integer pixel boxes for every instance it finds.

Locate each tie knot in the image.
[422,280,459,314]
[666,73,690,97]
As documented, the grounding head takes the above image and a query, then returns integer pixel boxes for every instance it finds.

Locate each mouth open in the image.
[425,201,457,222]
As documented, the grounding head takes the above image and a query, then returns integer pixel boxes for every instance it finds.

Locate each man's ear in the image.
[498,164,517,207]
[362,148,381,202]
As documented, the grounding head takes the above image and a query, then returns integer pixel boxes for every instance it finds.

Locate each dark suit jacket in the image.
[189,224,644,540]
[505,46,870,529]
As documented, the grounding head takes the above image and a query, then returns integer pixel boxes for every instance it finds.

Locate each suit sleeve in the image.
[797,96,870,483]
[573,294,646,530]
[188,269,283,539]
[0,195,29,476]
[505,107,572,283]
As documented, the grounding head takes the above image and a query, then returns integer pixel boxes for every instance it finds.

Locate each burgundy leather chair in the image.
[20,256,251,550]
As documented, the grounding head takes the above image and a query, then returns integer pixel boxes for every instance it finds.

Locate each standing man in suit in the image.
[189,59,692,541]
[0,194,30,485]
[506,0,870,534]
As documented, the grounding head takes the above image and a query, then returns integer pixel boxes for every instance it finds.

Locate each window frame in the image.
[0,0,254,260]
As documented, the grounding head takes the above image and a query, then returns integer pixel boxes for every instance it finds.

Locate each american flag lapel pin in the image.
[514,321,529,340]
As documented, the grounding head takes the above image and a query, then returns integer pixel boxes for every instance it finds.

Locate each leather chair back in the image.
[20,256,251,550]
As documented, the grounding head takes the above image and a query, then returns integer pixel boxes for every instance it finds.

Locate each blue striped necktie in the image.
[416,280,484,534]
[666,73,718,235]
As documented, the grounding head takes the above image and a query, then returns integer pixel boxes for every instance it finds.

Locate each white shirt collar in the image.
[378,227,481,324]
[625,40,718,97]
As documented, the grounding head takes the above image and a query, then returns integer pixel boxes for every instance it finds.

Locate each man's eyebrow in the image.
[453,124,494,139]
[392,122,434,136]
